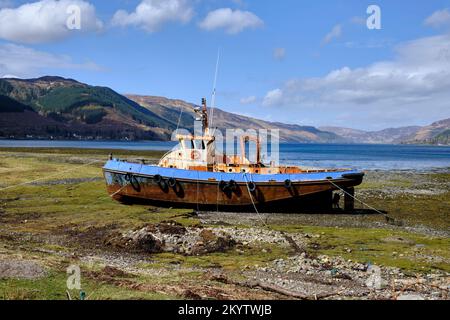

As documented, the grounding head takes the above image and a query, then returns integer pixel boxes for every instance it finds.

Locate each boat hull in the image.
[103,160,364,212]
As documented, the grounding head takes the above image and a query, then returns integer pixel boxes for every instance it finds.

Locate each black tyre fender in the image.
[159,179,168,192]
[153,174,162,184]
[228,180,237,191]
[168,177,177,188]
[248,181,257,192]
[284,179,292,189]
[126,174,140,192]
[219,180,228,191]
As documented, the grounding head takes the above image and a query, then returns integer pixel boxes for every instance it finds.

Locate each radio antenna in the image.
[209,49,220,128]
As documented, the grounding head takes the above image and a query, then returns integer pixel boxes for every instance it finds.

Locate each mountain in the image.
[0,76,341,142]
[408,118,450,144]
[322,119,450,145]
[0,76,448,144]
[0,76,174,140]
[430,130,450,145]
[127,95,343,143]
[320,126,422,144]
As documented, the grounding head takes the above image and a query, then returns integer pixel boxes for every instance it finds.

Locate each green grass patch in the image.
[272,224,450,273]
[150,244,289,271]
[0,272,176,300]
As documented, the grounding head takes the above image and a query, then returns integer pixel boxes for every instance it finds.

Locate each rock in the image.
[105,223,239,256]
[0,259,46,280]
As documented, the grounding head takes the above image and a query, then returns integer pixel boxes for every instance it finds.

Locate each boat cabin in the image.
[158,98,307,174]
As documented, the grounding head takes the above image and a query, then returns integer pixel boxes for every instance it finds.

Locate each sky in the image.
[0,0,450,130]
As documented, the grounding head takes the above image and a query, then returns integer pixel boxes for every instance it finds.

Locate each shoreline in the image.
[0,147,448,174]
[0,137,449,147]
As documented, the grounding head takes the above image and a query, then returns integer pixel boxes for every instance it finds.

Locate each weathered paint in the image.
[103,160,364,210]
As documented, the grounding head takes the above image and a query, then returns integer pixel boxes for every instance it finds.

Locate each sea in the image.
[0,140,449,172]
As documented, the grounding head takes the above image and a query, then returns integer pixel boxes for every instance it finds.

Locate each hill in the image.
[407,118,450,144]
[0,76,174,140]
[127,95,343,143]
[320,126,422,144]
[0,76,448,144]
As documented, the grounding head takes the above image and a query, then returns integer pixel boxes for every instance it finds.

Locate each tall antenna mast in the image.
[209,49,220,128]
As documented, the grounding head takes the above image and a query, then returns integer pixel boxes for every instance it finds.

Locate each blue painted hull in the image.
[102,160,364,211]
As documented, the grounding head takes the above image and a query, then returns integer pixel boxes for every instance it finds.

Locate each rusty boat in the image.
[103,98,364,212]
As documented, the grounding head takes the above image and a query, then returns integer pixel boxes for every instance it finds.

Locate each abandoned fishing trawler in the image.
[103,98,365,212]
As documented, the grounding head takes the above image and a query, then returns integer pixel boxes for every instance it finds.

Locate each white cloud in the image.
[0,0,102,44]
[424,8,450,28]
[111,0,193,32]
[240,95,256,105]
[199,8,263,34]
[322,24,342,45]
[262,88,283,107]
[261,34,450,128]
[0,43,102,78]
[273,47,286,61]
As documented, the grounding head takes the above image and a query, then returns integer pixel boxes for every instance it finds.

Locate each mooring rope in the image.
[242,173,307,253]
[216,179,220,214]
[108,183,129,198]
[196,171,200,212]
[326,178,402,225]
[0,159,102,192]
[243,173,268,227]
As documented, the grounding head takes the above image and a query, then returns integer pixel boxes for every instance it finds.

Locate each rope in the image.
[216,179,220,214]
[196,171,200,212]
[175,107,183,132]
[243,173,268,227]
[0,159,102,192]
[326,178,402,225]
[108,183,129,198]
[209,49,220,128]
[242,173,306,253]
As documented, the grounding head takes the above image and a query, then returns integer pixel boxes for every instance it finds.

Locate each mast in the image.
[201,98,208,131]
[209,50,220,128]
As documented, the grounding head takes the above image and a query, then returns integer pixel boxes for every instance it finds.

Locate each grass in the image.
[365,193,450,231]
[271,225,450,273]
[0,147,166,158]
[0,272,176,300]
[147,244,289,271]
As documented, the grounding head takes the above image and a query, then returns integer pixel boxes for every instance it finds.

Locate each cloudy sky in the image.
[0,0,449,130]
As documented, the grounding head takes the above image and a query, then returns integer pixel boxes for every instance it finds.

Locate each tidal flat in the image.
[0,148,448,300]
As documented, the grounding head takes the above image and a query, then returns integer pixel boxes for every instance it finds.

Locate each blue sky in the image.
[1,0,450,130]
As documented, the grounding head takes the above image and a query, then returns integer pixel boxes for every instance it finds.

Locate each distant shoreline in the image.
[0,143,449,172]
[0,138,448,148]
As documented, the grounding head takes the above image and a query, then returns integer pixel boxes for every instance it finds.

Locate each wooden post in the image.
[344,187,355,211]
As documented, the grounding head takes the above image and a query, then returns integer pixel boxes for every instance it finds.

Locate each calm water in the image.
[0,140,449,171]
